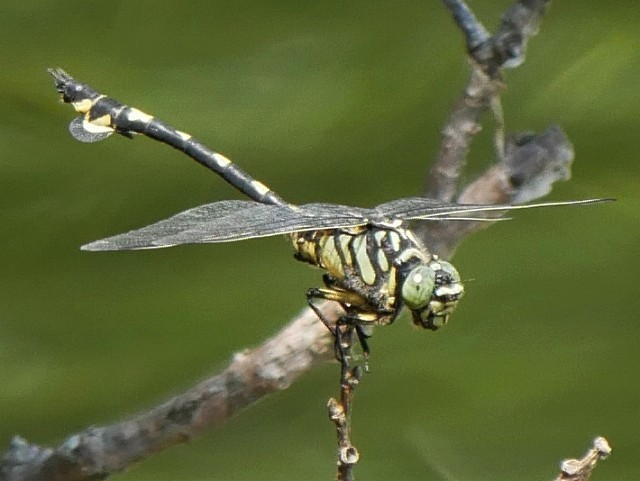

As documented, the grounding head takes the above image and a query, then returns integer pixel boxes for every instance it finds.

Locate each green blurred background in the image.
[1,1,638,480]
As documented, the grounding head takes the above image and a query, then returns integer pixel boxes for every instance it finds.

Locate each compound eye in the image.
[402,265,436,310]
[438,261,461,283]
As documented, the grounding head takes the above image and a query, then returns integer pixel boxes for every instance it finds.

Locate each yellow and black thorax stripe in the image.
[291,225,429,312]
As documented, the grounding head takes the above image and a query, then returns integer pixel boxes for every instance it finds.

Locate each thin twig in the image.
[328,326,362,481]
[441,0,490,51]
[429,0,551,194]
[553,437,611,481]
[416,0,557,258]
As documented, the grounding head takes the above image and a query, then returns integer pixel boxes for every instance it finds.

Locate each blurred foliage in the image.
[1,1,638,480]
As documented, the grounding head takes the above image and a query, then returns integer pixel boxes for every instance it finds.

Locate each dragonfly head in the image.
[401,259,464,330]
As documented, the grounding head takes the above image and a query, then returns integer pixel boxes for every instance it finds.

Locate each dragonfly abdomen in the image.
[48,68,286,207]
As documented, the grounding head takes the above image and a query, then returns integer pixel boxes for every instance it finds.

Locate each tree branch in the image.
[1,304,338,481]
[421,125,575,259]
[415,0,561,259]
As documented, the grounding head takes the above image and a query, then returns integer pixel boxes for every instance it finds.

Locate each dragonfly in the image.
[48,68,611,353]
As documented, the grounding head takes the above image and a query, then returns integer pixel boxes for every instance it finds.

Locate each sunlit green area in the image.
[1,1,638,480]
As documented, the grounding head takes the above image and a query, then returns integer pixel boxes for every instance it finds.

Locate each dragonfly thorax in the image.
[291,226,464,329]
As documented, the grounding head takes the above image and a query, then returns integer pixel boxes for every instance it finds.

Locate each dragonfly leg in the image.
[306,286,367,331]
[307,287,369,362]
[334,317,350,364]
[307,287,351,361]
[336,318,370,372]
[306,287,338,336]
[354,324,371,358]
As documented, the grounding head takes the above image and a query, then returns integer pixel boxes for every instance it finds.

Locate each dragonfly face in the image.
[402,260,464,330]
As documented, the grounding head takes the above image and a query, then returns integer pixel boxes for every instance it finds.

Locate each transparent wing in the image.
[68,117,114,143]
[82,201,370,251]
[82,197,613,251]
[373,197,613,221]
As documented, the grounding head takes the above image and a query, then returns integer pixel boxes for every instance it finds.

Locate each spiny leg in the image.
[306,287,348,362]
[354,323,371,361]
[47,68,286,207]
[306,287,373,362]
[306,288,338,336]
[334,319,370,374]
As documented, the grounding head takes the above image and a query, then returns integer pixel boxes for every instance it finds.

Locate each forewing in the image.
[374,197,455,219]
[374,197,612,221]
[82,201,369,251]
[82,196,612,251]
